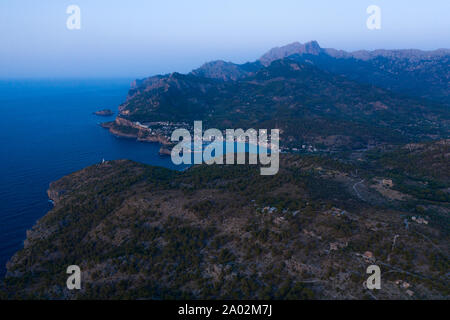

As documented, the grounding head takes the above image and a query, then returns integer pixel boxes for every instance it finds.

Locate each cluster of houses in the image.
[303,229,322,240]
[291,145,318,153]
[134,121,192,140]
[362,251,375,263]
[329,241,348,251]
[411,216,429,225]
[382,179,394,188]
[395,280,414,297]
[326,207,347,216]
[262,206,278,214]
[258,205,301,217]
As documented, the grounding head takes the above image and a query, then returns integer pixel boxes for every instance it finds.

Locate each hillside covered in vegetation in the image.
[104,42,449,152]
[2,143,448,299]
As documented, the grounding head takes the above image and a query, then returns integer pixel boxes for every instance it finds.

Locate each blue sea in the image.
[0,79,272,278]
[0,79,186,277]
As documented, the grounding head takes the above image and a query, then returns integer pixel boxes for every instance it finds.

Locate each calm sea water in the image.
[0,79,186,276]
[0,79,271,278]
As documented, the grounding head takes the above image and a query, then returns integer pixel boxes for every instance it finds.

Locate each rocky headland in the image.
[94,109,114,116]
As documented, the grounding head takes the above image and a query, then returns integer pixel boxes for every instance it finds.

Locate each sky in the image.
[0,0,449,78]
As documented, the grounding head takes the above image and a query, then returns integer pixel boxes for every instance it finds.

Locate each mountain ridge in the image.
[128,41,449,105]
[106,44,449,151]
[260,41,450,65]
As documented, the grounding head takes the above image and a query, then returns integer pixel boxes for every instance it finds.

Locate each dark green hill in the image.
[2,151,449,299]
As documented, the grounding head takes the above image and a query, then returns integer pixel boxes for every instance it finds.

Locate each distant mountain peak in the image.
[190,59,263,81]
[191,60,247,81]
[259,41,450,66]
[259,41,323,66]
[304,40,321,52]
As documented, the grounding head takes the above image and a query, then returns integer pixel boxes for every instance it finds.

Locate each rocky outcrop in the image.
[101,117,171,145]
[93,109,114,116]
[191,60,262,81]
[260,41,323,66]
[158,146,172,156]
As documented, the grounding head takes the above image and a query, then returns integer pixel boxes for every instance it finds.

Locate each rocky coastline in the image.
[101,117,173,147]
[93,109,114,116]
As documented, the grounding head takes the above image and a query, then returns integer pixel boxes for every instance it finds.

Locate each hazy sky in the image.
[1,0,449,78]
